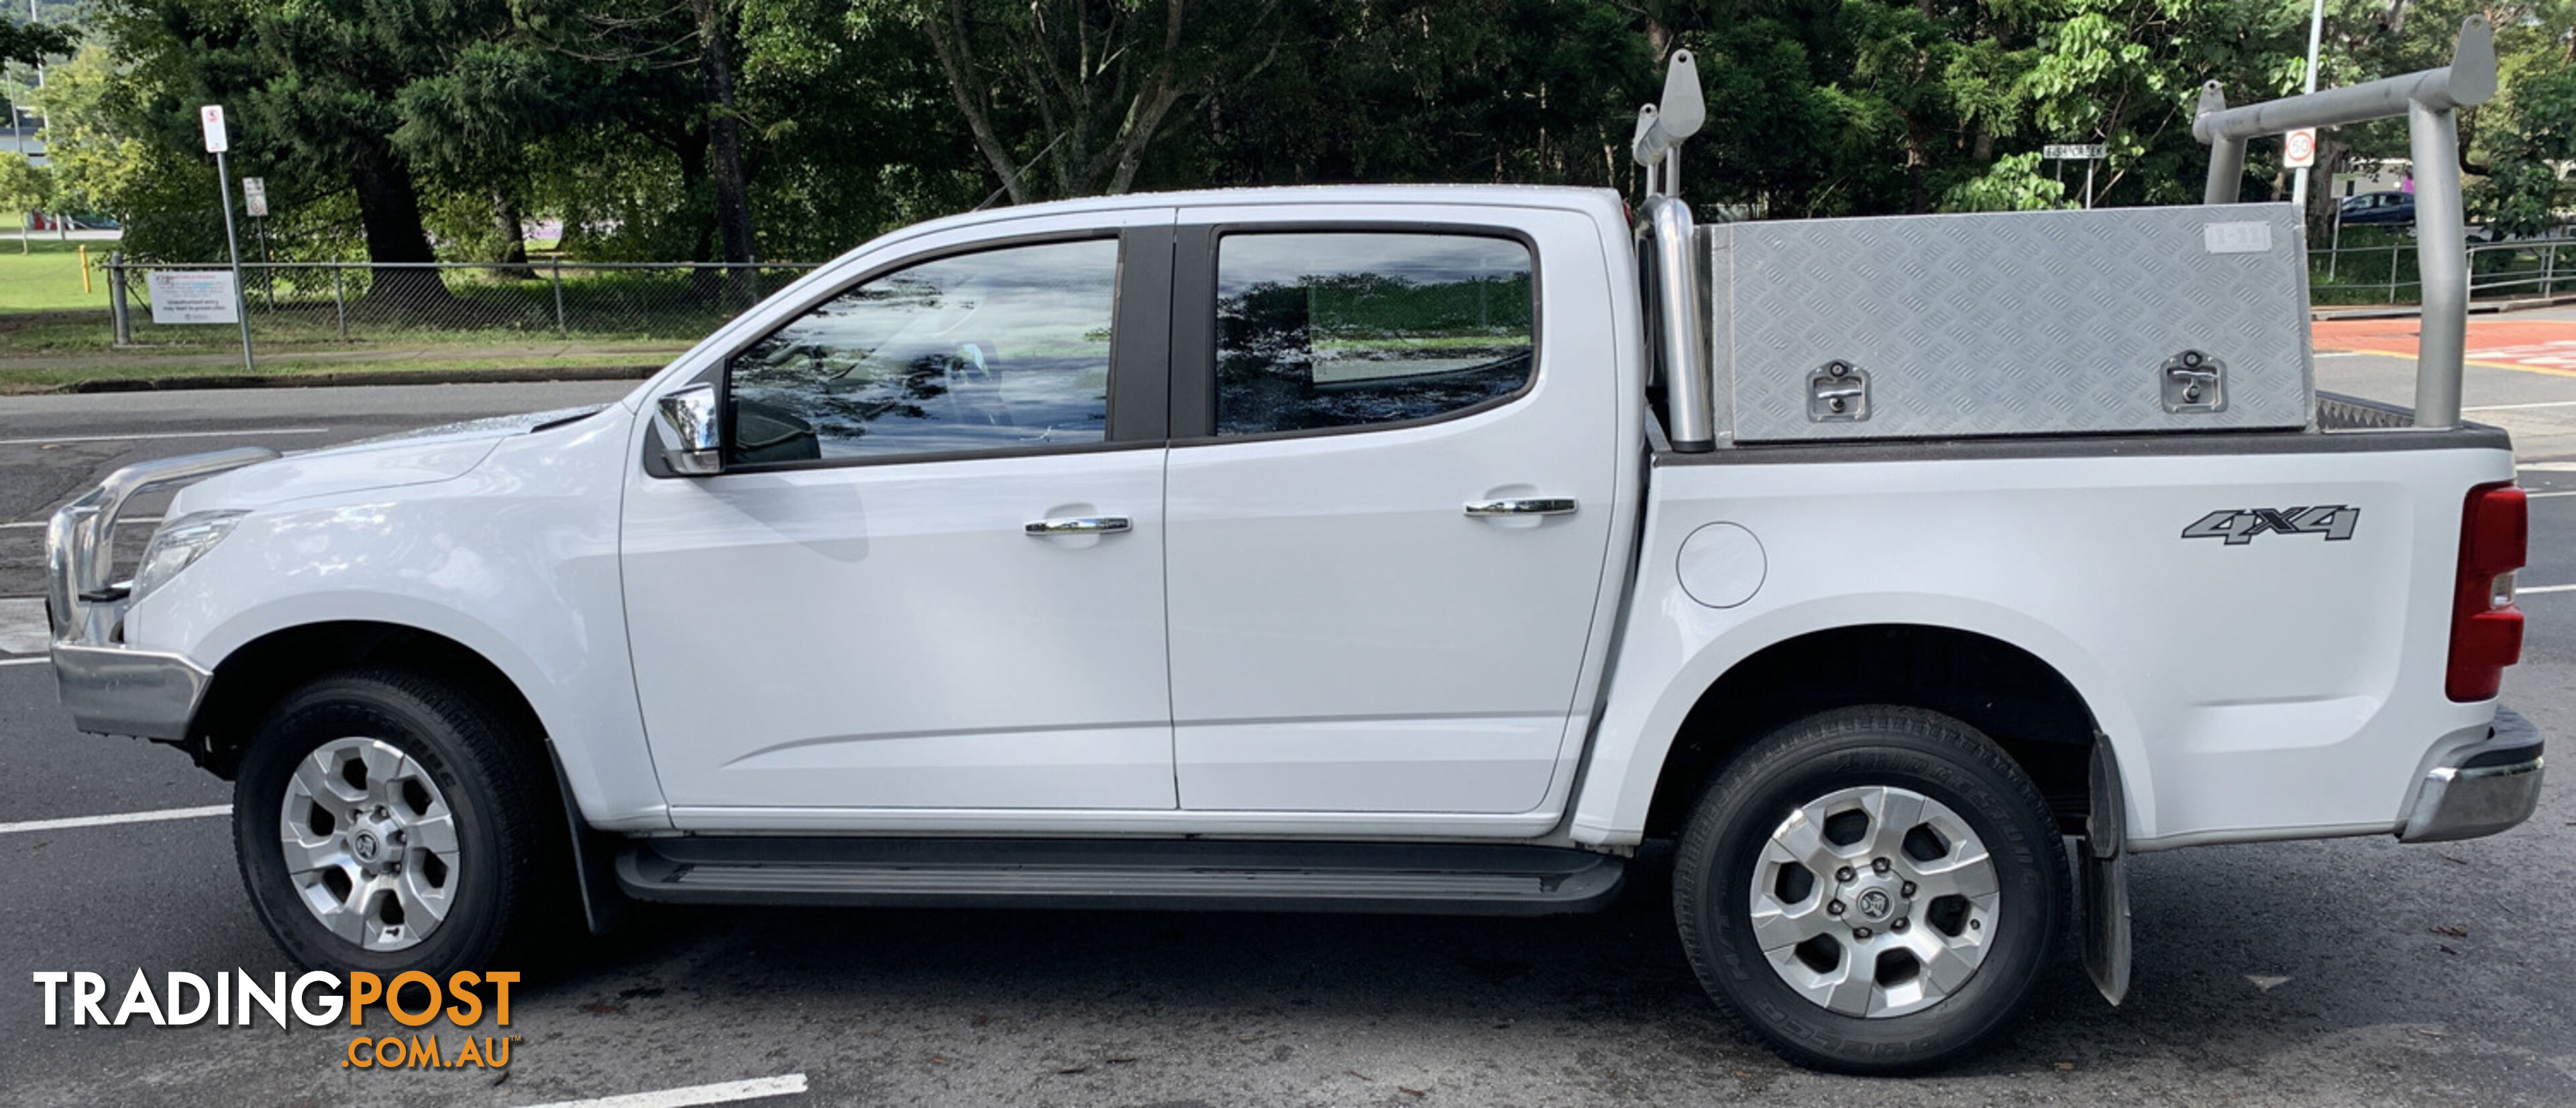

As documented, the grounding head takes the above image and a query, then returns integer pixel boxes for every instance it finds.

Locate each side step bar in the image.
[616,837,1626,916]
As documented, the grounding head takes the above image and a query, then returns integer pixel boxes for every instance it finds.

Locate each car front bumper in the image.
[2399,706,2544,843]
[51,642,213,740]
[42,447,278,740]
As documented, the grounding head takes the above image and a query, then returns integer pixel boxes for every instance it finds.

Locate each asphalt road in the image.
[1,366,2573,1107]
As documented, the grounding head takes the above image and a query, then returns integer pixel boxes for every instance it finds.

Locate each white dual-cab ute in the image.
[45,19,2542,1072]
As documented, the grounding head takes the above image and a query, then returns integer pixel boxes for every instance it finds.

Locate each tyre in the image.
[1672,705,2066,1074]
[233,668,558,977]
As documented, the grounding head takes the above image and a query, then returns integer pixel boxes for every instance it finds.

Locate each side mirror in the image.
[654,384,722,475]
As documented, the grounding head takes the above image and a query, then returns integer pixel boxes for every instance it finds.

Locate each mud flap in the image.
[2081,737,2131,1005]
[548,743,627,936]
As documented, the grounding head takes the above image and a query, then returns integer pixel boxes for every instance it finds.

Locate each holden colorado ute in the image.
[44,21,2542,1072]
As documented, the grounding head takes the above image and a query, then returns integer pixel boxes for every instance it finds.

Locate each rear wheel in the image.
[1672,705,2065,1073]
[233,669,557,977]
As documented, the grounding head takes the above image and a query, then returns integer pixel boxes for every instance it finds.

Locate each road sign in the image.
[2284,128,2318,169]
[146,271,241,325]
[2043,144,2107,160]
[241,177,268,217]
[199,105,227,154]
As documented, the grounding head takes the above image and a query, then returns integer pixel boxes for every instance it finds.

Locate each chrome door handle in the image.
[1464,497,1577,517]
[1025,516,1132,536]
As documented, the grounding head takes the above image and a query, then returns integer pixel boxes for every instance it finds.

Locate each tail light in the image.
[2446,482,2526,701]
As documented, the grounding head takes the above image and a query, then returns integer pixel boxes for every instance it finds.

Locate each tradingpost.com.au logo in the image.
[31,970,523,1069]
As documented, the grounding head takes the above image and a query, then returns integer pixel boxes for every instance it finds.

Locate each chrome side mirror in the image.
[653,384,723,475]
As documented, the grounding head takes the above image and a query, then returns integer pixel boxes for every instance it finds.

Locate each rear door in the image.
[1161,207,1623,815]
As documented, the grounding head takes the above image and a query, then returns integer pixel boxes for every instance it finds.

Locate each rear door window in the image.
[1212,232,1534,437]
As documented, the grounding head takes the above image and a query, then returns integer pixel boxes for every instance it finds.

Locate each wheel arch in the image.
[1635,621,2121,842]
[189,620,547,781]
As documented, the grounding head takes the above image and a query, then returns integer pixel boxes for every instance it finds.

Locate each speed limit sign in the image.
[2284,128,2317,169]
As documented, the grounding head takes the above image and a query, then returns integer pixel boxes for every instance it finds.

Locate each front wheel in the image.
[233,669,557,977]
[1672,706,2067,1074]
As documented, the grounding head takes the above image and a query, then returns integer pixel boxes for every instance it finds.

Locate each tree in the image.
[0,19,73,68]
[868,0,1283,203]
[0,151,52,252]
[693,0,759,293]
[497,0,770,299]
[2476,52,2576,239]
[97,0,535,300]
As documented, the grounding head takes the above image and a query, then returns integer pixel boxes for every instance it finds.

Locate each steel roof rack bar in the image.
[2195,15,2496,430]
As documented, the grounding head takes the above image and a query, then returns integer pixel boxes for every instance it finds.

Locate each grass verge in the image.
[0,240,114,313]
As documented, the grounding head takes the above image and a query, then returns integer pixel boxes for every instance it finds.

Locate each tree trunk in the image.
[1901,121,1930,213]
[490,191,536,279]
[2309,136,2347,229]
[927,3,1028,206]
[348,135,447,308]
[692,0,758,309]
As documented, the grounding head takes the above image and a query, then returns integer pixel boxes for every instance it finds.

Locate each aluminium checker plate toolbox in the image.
[1702,202,2316,443]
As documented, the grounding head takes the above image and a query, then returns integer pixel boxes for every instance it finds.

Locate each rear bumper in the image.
[2399,707,2544,844]
[50,642,211,741]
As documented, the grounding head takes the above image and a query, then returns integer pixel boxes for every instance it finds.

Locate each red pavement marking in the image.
[2312,317,2576,376]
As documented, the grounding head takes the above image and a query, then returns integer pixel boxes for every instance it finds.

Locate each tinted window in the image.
[726,238,1120,464]
[1214,232,1534,436]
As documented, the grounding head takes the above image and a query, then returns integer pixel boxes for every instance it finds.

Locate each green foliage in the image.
[2475,54,2576,240]
[0,150,54,217]
[0,19,75,66]
[23,0,2571,272]
[1941,152,2070,211]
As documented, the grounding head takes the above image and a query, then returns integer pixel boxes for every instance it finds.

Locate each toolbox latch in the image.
[2159,350,2227,413]
[1807,361,1870,423]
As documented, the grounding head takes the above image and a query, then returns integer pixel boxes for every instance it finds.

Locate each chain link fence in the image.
[99,258,824,353]
[85,231,2576,355]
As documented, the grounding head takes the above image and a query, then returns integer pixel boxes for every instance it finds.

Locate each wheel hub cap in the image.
[1746,784,2002,1019]
[277,738,462,952]
[1847,878,1903,924]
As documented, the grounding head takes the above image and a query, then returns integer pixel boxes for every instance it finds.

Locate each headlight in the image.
[130,510,249,601]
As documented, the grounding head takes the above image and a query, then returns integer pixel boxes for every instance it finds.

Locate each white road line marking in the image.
[0,656,47,667]
[0,427,328,447]
[0,517,158,530]
[518,1075,810,1108]
[2465,399,2576,411]
[0,804,231,836]
[2526,491,2576,499]
[2520,462,2576,472]
[2314,351,2365,358]
[2516,583,2576,595]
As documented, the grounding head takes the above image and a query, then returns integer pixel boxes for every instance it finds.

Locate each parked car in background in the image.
[2341,189,2415,225]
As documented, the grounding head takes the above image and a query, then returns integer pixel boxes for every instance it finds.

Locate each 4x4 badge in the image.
[2182,505,2360,545]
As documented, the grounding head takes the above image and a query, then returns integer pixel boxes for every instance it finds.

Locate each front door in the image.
[1163,215,1621,815]
[623,225,1177,815]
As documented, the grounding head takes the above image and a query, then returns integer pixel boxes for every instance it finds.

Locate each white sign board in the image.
[241,177,268,217]
[199,105,228,154]
[2042,143,2108,160]
[2284,128,2317,169]
[147,271,241,325]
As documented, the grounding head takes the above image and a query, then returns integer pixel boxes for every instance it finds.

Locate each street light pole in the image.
[2292,0,2325,209]
[30,0,59,240]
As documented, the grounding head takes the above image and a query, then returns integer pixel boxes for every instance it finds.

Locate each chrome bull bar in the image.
[45,446,278,647]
